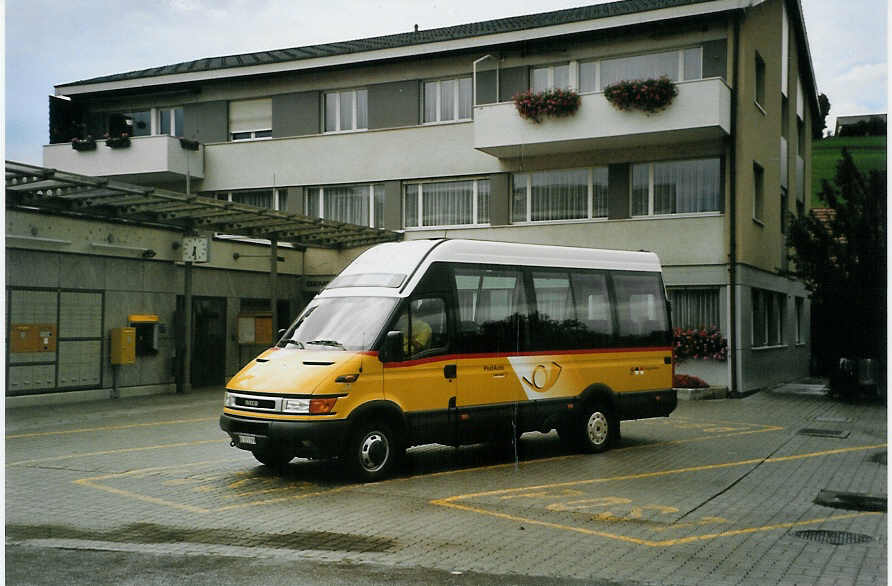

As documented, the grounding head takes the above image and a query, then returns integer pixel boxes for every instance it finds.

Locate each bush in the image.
[513,88,581,123]
[603,76,678,114]
[673,373,709,389]
[673,326,727,361]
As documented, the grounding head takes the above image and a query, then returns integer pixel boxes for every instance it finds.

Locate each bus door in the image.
[452,266,529,442]
[382,295,458,446]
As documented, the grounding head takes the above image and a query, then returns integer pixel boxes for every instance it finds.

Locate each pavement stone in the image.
[5,380,887,584]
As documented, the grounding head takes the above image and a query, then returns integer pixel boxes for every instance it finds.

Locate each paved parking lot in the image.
[6,382,887,585]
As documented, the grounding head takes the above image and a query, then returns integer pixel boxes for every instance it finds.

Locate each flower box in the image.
[105,135,131,149]
[71,138,96,151]
[604,77,678,114]
[513,88,581,123]
[673,326,727,362]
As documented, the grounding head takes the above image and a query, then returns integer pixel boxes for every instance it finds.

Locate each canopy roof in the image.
[5,161,401,249]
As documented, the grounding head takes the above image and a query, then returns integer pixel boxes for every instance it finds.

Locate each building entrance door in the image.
[177,295,227,388]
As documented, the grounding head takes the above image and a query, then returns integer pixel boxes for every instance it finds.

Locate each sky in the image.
[4,0,888,165]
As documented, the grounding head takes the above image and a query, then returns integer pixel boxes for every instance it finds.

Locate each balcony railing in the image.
[473,78,731,158]
[43,135,204,184]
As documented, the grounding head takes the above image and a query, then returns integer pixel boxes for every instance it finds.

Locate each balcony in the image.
[473,78,731,158]
[43,135,204,185]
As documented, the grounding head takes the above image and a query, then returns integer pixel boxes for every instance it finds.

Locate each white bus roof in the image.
[319,239,663,299]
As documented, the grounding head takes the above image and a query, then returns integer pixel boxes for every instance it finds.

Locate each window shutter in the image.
[229,98,272,133]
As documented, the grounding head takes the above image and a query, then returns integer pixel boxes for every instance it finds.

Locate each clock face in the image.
[182,236,209,263]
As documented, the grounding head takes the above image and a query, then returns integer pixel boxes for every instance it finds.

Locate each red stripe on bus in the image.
[382,347,673,368]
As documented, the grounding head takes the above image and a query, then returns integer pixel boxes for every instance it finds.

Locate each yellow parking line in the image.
[74,477,211,514]
[7,417,218,439]
[431,443,887,546]
[8,439,222,467]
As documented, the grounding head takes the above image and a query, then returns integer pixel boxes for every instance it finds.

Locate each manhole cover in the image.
[792,530,873,545]
[814,416,852,423]
[797,428,851,439]
[814,490,887,512]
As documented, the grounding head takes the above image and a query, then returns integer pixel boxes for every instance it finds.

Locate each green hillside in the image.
[811,136,886,206]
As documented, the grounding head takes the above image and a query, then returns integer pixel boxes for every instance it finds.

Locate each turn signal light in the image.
[334,373,360,383]
[309,397,337,414]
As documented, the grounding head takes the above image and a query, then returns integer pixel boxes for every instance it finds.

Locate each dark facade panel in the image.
[183,101,229,143]
[702,39,728,80]
[272,91,320,137]
[500,66,529,100]
[382,180,402,230]
[368,81,420,129]
[608,163,630,220]
[476,70,498,104]
[489,173,511,226]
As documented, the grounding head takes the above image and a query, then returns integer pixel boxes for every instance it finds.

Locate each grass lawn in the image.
[811,136,886,207]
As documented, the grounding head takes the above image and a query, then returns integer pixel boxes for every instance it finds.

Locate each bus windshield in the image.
[278,297,397,351]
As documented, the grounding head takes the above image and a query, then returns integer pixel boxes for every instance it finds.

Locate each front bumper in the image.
[220,413,349,458]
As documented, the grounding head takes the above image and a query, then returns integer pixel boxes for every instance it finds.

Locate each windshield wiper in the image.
[283,339,304,348]
[306,339,346,349]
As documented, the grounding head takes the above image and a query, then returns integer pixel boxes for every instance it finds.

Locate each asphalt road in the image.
[6,381,887,585]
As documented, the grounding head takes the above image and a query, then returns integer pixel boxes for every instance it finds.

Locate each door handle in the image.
[443,364,457,379]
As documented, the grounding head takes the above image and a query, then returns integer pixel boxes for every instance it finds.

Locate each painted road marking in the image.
[430,444,887,547]
[7,417,217,439]
[8,439,222,467]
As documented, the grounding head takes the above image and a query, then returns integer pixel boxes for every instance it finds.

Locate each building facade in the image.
[26,0,817,398]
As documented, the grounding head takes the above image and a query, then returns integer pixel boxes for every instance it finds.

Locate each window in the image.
[752,288,784,347]
[753,162,765,222]
[211,189,287,211]
[631,158,721,216]
[512,167,608,223]
[668,288,721,330]
[403,179,489,228]
[578,47,702,93]
[325,89,367,132]
[755,52,766,108]
[780,188,789,234]
[424,77,472,123]
[529,270,614,351]
[105,110,151,137]
[531,64,570,92]
[395,297,448,359]
[305,184,383,227]
[612,272,671,347]
[453,266,529,353]
[159,107,184,137]
[229,98,272,141]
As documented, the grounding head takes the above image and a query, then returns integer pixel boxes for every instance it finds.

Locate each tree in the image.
[787,149,886,372]
[812,93,831,139]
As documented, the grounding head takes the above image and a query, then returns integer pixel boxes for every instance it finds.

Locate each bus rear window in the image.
[612,273,670,347]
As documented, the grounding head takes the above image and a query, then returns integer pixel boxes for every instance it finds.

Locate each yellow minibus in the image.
[221,239,675,480]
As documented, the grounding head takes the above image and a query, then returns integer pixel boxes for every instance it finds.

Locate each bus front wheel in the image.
[344,421,398,482]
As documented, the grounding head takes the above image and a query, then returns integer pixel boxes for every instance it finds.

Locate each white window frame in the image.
[324,88,368,133]
[586,46,705,93]
[306,184,380,227]
[403,177,490,229]
[423,77,472,124]
[230,129,272,142]
[752,288,786,349]
[156,106,184,137]
[212,189,284,210]
[629,158,723,218]
[512,167,608,224]
[531,63,571,92]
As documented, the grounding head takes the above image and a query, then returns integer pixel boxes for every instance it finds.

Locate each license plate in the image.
[238,434,257,445]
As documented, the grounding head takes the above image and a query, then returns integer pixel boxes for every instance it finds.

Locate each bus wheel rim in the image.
[586,412,608,446]
[359,431,389,472]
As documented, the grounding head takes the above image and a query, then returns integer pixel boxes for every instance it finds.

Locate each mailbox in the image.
[110,327,136,365]
[128,314,160,355]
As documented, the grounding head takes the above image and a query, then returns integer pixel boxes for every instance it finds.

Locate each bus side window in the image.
[571,271,613,348]
[611,273,670,347]
[454,266,529,353]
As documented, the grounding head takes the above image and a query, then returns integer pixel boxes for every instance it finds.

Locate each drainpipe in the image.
[728,13,742,396]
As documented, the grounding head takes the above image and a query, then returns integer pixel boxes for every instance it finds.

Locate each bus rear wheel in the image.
[578,404,614,453]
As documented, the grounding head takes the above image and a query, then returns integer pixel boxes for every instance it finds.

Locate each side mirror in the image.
[379,330,404,363]
[277,328,286,337]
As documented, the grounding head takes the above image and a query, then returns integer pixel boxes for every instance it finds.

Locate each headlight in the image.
[282,398,311,414]
[224,392,236,407]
